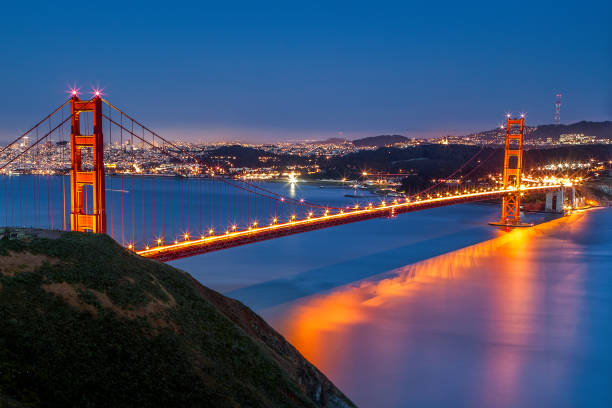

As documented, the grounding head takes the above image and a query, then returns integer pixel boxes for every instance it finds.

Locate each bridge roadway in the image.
[136,184,564,262]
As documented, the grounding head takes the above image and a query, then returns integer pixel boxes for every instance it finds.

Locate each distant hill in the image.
[201,144,310,168]
[353,134,409,147]
[310,137,348,145]
[464,120,612,143]
[315,143,612,186]
[0,229,355,408]
[336,121,611,147]
[530,121,612,140]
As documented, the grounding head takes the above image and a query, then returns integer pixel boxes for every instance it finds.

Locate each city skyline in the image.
[0,1,610,143]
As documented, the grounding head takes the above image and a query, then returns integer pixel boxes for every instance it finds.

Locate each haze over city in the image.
[0,0,611,143]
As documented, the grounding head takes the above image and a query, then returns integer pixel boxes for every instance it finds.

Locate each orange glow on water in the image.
[270,211,592,404]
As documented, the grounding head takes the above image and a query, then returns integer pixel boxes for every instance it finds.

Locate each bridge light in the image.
[253,221,258,227]
[128,243,133,250]
[232,225,237,230]
[157,238,162,245]
[184,233,189,240]
[272,218,278,224]
[225,230,229,235]
[145,245,150,250]
[68,86,80,97]
[174,240,178,244]
[209,228,214,235]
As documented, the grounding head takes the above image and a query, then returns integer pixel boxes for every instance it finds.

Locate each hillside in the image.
[309,137,348,145]
[530,121,612,140]
[464,120,612,143]
[200,145,309,168]
[352,135,409,147]
[0,229,355,408]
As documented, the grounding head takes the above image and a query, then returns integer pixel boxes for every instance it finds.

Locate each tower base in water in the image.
[488,221,533,228]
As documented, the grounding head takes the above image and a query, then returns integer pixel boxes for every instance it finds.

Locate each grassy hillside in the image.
[0,229,355,408]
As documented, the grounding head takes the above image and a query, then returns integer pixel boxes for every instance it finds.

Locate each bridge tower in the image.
[491,115,527,226]
[69,95,106,233]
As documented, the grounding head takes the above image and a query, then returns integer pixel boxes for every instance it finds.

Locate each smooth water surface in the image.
[172,196,612,407]
[4,176,609,406]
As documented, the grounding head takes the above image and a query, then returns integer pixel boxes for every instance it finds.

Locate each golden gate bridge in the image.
[0,93,581,261]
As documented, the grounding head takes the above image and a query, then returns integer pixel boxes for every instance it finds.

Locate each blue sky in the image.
[0,0,610,142]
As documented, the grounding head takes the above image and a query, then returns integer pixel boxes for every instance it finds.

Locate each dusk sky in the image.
[0,0,610,142]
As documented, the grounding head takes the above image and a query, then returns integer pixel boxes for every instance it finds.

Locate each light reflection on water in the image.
[160,180,609,407]
[3,176,608,405]
[264,209,612,408]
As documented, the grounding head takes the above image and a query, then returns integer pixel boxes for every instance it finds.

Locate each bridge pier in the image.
[556,188,564,212]
[545,188,566,213]
[545,191,553,212]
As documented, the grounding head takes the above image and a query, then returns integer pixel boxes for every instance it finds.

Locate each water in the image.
[3,176,610,406]
[169,183,612,408]
[0,175,384,248]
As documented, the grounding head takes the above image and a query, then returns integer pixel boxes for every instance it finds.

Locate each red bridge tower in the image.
[69,95,106,233]
[491,115,528,227]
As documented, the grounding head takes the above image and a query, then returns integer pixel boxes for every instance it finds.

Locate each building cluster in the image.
[256,141,367,157]
[0,141,199,177]
[431,130,612,146]
[1,131,610,179]
[556,133,610,145]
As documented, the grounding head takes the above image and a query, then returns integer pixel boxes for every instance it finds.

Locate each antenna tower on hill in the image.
[554,93,562,124]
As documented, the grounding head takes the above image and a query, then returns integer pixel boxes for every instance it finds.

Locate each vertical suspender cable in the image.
[62,109,66,230]
[185,173,191,233]
[120,113,125,247]
[142,127,145,248]
[109,104,114,240]
[151,133,155,243]
[131,120,135,246]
